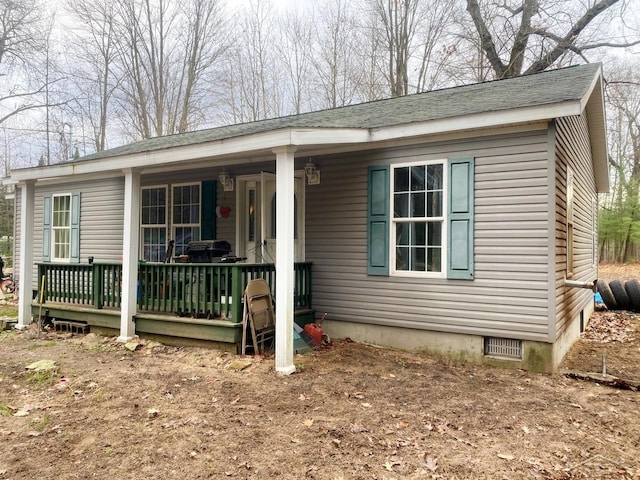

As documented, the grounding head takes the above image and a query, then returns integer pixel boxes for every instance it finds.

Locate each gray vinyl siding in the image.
[306,128,553,342]
[27,176,125,287]
[554,115,598,338]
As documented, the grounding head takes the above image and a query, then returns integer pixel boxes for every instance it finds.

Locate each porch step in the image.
[0,318,16,330]
[52,319,89,334]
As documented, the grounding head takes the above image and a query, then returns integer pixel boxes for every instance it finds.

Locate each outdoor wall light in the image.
[304,160,320,185]
[218,168,234,191]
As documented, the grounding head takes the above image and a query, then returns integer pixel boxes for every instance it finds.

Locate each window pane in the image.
[396,223,409,246]
[396,247,409,270]
[427,164,443,190]
[394,167,409,192]
[428,221,442,246]
[414,222,426,245]
[427,247,441,272]
[411,247,426,271]
[411,165,425,191]
[410,192,425,217]
[394,193,409,218]
[427,192,442,217]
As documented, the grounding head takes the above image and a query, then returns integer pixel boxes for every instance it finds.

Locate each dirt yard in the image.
[0,264,638,480]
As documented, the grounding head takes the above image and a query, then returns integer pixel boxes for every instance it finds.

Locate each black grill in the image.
[186,240,231,263]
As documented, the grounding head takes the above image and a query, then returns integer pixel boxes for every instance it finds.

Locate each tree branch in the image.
[524,0,621,75]
[466,0,506,78]
[506,0,538,77]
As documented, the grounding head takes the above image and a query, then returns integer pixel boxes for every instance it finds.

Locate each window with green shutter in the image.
[43,192,81,263]
[367,157,474,279]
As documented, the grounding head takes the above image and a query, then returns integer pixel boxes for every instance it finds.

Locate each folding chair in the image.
[241,278,276,355]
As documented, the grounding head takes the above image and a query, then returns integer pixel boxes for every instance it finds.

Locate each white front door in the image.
[237,172,305,263]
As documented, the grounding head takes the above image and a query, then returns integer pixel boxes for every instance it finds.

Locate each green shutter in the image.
[447,157,474,280]
[42,194,52,262]
[201,180,217,240]
[70,192,81,263]
[367,165,390,276]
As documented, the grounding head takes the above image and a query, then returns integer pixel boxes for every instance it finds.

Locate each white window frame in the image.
[390,159,448,278]
[171,182,201,257]
[51,193,72,263]
[141,185,168,262]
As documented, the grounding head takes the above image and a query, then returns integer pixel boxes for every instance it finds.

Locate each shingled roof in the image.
[80,63,602,162]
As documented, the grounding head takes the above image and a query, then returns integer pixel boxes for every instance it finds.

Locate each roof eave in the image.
[10,98,588,184]
[10,127,371,182]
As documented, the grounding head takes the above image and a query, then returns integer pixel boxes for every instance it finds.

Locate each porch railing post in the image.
[37,264,46,305]
[92,263,103,309]
[230,265,243,323]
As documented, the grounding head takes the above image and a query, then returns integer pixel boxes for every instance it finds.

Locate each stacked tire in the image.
[597,279,640,312]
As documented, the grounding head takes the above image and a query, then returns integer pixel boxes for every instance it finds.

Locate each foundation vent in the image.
[484,337,522,359]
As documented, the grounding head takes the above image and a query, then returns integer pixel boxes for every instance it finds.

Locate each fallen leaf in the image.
[425,456,438,471]
[351,424,369,433]
[498,453,515,461]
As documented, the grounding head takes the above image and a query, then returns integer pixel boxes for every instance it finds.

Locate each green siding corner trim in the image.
[367,165,390,275]
[447,157,474,280]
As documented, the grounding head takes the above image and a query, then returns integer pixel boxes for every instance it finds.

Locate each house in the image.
[7,63,608,373]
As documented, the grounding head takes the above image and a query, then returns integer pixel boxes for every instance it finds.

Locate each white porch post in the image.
[273,146,296,375]
[17,181,35,329]
[118,168,141,342]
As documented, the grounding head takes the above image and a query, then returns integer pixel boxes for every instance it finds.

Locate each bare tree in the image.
[65,0,119,152]
[113,0,229,139]
[219,0,284,123]
[465,0,640,79]
[0,0,48,125]
[311,0,369,108]
[276,6,314,114]
[368,0,420,97]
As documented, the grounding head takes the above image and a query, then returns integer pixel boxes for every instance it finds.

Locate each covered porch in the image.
[32,261,314,351]
[15,142,334,374]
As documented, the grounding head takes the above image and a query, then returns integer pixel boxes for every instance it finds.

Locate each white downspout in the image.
[16,180,35,329]
[273,146,296,375]
[119,168,141,342]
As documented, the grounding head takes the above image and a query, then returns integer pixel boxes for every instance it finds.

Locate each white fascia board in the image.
[584,76,610,193]
[9,127,370,183]
[370,101,582,142]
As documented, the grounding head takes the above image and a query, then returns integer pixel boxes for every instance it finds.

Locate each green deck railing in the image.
[36,261,312,322]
